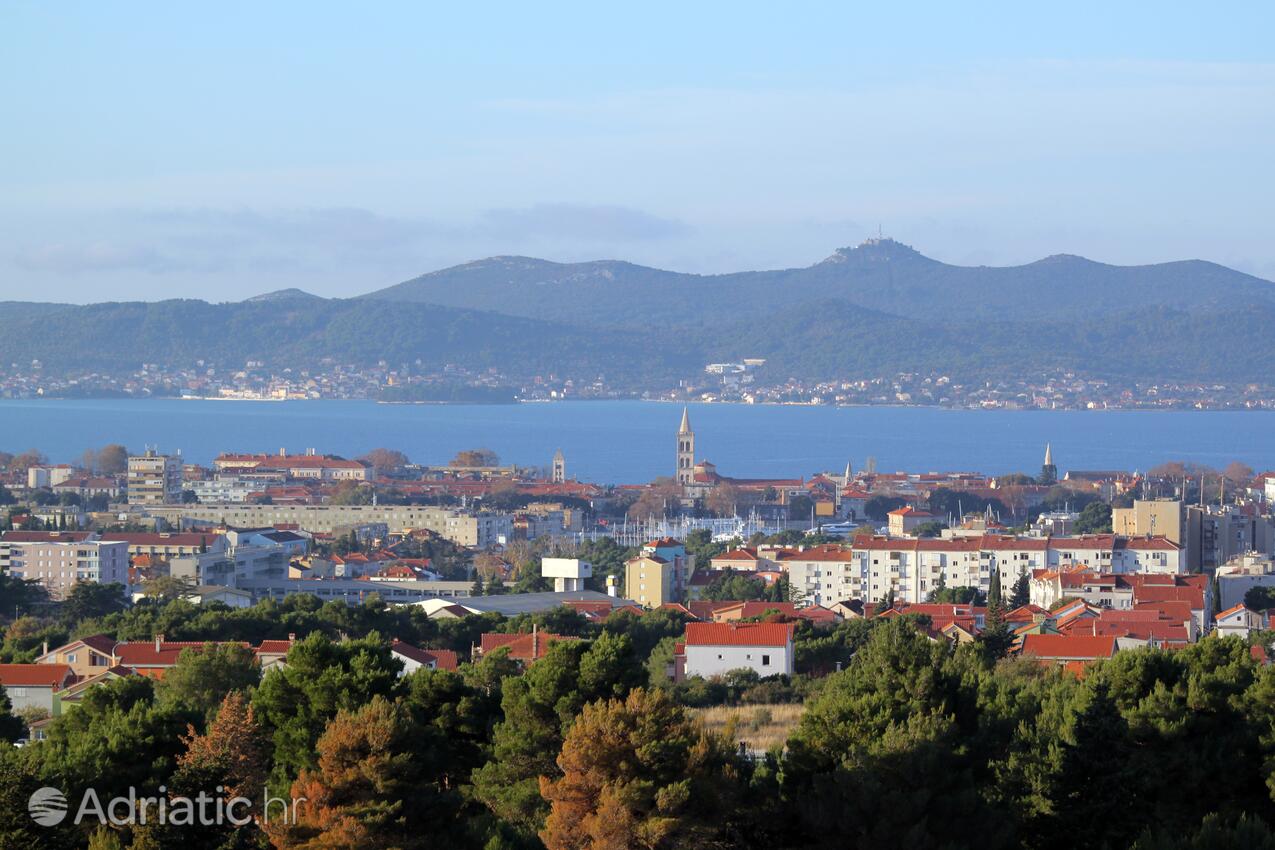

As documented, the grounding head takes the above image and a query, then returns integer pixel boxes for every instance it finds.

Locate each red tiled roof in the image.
[796,606,839,623]
[1021,634,1117,660]
[114,641,249,667]
[713,548,760,561]
[1216,603,1249,620]
[0,663,75,687]
[255,640,294,655]
[684,622,794,647]
[479,631,577,662]
[216,454,366,470]
[888,506,933,517]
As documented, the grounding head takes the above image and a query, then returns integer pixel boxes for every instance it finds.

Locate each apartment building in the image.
[145,503,512,548]
[213,450,368,481]
[0,531,129,599]
[781,533,1183,607]
[1184,504,1275,571]
[127,450,183,505]
[1112,499,1184,545]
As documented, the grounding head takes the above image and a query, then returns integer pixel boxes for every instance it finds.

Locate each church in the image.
[673,407,804,501]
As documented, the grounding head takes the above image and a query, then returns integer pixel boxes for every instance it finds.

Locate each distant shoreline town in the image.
[6,360,1275,411]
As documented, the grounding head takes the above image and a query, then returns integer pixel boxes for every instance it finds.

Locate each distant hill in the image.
[362,239,1275,327]
[6,240,1275,391]
[0,298,696,383]
[244,288,325,303]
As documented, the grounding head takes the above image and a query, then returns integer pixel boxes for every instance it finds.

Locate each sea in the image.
[0,398,1271,484]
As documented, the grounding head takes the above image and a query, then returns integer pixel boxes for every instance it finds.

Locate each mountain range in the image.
[4,239,1274,389]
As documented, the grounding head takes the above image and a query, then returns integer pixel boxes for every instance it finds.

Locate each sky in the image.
[2,2,1274,303]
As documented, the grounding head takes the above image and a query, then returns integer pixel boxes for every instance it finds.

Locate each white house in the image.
[676,622,794,681]
[390,640,458,676]
[1216,555,1275,610]
[1215,604,1268,640]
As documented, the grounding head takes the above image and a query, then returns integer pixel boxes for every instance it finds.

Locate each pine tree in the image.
[266,696,429,849]
[1010,570,1030,608]
[987,566,1004,627]
[539,688,742,850]
[172,691,267,802]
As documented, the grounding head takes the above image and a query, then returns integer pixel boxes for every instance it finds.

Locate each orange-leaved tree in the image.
[539,687,744,850]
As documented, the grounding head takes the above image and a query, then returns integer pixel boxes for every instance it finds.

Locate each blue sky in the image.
[3,2,1273,302]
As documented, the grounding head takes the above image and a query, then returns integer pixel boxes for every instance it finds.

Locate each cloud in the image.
[2,202,698,302]
[477,203,691,242]
[13,241,195,275]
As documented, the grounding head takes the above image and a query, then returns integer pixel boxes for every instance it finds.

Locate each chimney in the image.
[532,624,539,659]
[279,448,286,457]
[42,640,48,656]
[155,634,164,651]
[288,632,296,642]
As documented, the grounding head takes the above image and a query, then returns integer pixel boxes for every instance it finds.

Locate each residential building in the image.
[1215,604,1268,640]
[1216,554,1275,610]
[476,630,577,664]
[390,640,458,675]
[213,450,369,481]
[1111,499,1184,545]
[1185,504,1275,571]
[145,504,513,548]
[888,506,935,536]
[676,622,795,680]
[33,634,118,679]
[98,531,228,560]
[0,531,129,599]
[0,664,76,716]
[127,449,183,505]
[1020,634,1118,666]
[781,545,859,606]
[26,465,74,489]
[767,533,1184,608]
[626,554,675,608]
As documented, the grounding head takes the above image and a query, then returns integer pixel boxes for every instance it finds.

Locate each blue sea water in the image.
[0,399,1271,484]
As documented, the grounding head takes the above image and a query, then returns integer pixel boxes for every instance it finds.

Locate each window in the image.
[762,654,771,666]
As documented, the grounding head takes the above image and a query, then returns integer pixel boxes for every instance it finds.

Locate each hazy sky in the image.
[3,2,1274,302]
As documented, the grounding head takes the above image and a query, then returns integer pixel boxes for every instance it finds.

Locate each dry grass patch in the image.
[693,703,805,752]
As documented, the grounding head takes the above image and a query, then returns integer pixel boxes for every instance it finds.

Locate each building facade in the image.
[127,450,183,505]
[0,531,129,599]
[678,622,795,680]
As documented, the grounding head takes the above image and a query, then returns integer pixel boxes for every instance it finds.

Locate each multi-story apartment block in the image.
[127,449,183,505]
[1184,504,1275,571]
[625,554,677,608]
[0,531,129,599]
[781,534,1182,607]
[213,450,368,481]
[145,503,511,548]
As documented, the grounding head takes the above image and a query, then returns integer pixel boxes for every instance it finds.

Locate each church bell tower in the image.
[676,407,695,485]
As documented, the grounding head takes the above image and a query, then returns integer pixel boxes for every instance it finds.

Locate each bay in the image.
[0,398,1271,484]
